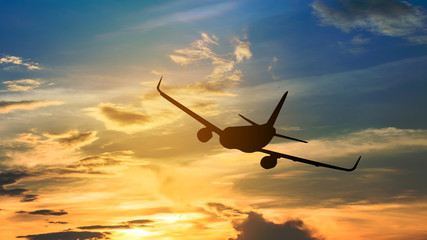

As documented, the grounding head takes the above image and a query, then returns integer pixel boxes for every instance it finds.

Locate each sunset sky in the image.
[1,0,427,239]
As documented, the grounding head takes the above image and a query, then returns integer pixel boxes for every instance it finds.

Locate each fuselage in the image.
[219,124,276,153]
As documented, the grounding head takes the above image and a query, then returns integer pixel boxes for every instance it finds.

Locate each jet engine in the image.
[260,156,277,169]
[197,128,213,142]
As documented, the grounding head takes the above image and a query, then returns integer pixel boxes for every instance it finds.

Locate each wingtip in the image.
[157,76,163,91]
[282,91,289,100]
[350,156,361,171]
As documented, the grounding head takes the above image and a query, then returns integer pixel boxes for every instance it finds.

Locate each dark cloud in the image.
[78,219,155,230]
[50,168,105,175]
[0,170,29,190]
[312,0,426,37]
[100,105,152,125]
[126,219,154,225]
[207,202,244,217]
[17,231,107,240]
[125,219,155,227]
[78,224,130,230]
[70,156,121,168]
[17,209,68,216]
[67,151,134,169]
[20,194,38,202]
[0,171,32,200]
[48,221,68,224]
[229,212,323,240]
[56,131,97,147]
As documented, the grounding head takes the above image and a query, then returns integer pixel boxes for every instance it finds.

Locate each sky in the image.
[1,0,427,239]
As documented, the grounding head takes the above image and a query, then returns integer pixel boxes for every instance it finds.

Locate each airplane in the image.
[157,77,361,171]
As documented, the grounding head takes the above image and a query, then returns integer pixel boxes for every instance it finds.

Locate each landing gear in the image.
[197,128,213,142]
[260,156,277,169]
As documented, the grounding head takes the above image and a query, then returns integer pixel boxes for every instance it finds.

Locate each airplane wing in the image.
[157,77,222,135]
[259,148,361,172]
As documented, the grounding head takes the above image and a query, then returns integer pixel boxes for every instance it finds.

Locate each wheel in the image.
[260,156,277,169]
[197,128,213,142]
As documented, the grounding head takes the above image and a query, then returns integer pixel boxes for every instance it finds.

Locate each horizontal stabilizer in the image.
[274,133,307,143]
[239,114,259,126]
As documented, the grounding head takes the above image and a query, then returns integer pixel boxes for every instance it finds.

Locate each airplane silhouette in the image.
[157,77,360,171]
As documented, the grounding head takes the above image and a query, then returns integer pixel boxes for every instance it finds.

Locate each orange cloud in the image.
[0,100,64,113]
[7,129,98,166]
[86,103,176,133]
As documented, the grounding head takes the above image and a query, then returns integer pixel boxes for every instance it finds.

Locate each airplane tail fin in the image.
[266,91,288,127]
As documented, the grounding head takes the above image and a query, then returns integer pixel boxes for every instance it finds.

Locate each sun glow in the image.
[114,229,158,239]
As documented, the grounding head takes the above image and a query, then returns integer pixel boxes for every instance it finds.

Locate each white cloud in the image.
[351,34,370,45]
[267,127,427,162]
[1,79,41,92]
[312,0,427,40]
[169,32,252,95]
[233,37,252,63]
[407,35,427,45]
[267,57,278,72]
[128,2,236,32]
[0,55,42,70]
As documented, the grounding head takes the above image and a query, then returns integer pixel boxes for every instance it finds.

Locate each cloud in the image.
[20,194,38,202]
[268,127,427,161]
[8,129,99,166]
[126,219,155,226]
[407,35,427,45]
[1,79,41,92]
[48,221,68,224]
[17,231,107,240]
[67,150,134,168]
[335,34,371,54]
[351,34,370,45]
[17,209,68,216]
[0,170,30,197]
[207,202,244,218]
[98,104,152,125]
[18,130,99,150]
[86,103,175,133]
[127,2,236,32]
[204,203,322,240]
[312,0,427,39]
[0,100,65,113]
[78,224,130,230]
[169,32,251,95]
[267,57,279,74]
[88,32,251,133]
[47,130,99,148]
[169,33,220,65]
[229,212,323,240]
[233,36,253,63]
[0,170,38,202]
[76,219,154,231]
[0,55,41,70]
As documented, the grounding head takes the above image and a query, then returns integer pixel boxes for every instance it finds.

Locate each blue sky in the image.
[1,1,427,239]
